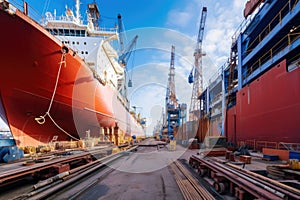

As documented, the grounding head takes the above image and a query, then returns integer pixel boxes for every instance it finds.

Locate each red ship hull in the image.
[0,7,143,147]
[226,59,300,148]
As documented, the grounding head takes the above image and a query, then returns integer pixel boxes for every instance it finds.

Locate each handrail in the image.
[243,32,300,80]
[246,0,299,55]
[232,14,255,44]
[10,0,44,22]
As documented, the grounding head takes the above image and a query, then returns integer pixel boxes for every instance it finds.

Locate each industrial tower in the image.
[189,7,207,120]
[165,45,180,139]
[166,45,178,110]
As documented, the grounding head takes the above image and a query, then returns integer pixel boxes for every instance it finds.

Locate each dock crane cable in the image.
[128,44,136,87]
[189,7,207,120]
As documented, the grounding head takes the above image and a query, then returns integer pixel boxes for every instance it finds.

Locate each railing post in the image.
[270,48,273,61]
[279,12,282,25]
[23,1,28,15]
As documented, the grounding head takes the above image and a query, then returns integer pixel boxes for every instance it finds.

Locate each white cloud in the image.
[167,10,193,27]
[166,1,202,28]
[234,0,247,10]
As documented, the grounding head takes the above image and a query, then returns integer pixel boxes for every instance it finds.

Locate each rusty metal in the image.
[22,146,137,199]
[170,160,215,200]
[0,152,92,185]
[226,162,300,199]
[190,155,288,200]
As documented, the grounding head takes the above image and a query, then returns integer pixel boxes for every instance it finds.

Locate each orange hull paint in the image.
[0,7,143,146]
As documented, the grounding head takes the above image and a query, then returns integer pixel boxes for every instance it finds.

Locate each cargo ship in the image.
[192,0,300,150]
[0,0,145,147]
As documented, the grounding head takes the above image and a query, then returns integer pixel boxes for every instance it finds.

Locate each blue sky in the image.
[1,0,248,136]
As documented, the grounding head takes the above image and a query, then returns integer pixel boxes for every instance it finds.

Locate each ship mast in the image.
[75,0,80,22]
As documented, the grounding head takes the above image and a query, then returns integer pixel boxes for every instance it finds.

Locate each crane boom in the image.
[189,7,207,120]
[118,35,138,67]
[117,14,125,54]
[117,14,138,67]
[196,7,207,49]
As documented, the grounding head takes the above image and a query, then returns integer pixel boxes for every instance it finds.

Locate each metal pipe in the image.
[211,156,300,198]
[191,156,282,199]
[212,160,285,198]
[33,146,129,190]
[27,147,137,199]
[33,171,69,189]
[226,162,300,197]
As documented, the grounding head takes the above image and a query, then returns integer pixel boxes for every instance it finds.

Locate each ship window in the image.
[72,41,75,45]
[53,29,58,35]
[64,29,70,36]
[81,30,86,36]
[85,51,88,54]
[58,29,63,35]
[76,30,81,36]
[81,51,84,54]
[70,30,75,36]
[84,42,87,45]
[47,29,52,34]
[77,41,79,45]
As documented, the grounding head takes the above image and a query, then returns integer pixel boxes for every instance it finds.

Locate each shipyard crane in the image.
[166,45,178,109]
[189,7,207,120]
[164,45,181,139]
[117,14,125,54]
[118,35,138,67]
[117,14,138,87]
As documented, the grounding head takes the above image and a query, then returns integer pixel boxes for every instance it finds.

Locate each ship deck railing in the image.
[9,0,45,23]
[231,1,265,45]
[240,140,300,152]
[245,0,299,56]
[242,31,300,82]
[44,16,117,35]
[7,0,117,35]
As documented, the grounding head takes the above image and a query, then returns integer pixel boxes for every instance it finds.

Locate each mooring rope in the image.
[35,48,79,141]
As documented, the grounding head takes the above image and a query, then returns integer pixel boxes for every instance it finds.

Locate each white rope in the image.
[35,49,79,141]
[47,113,79,141]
